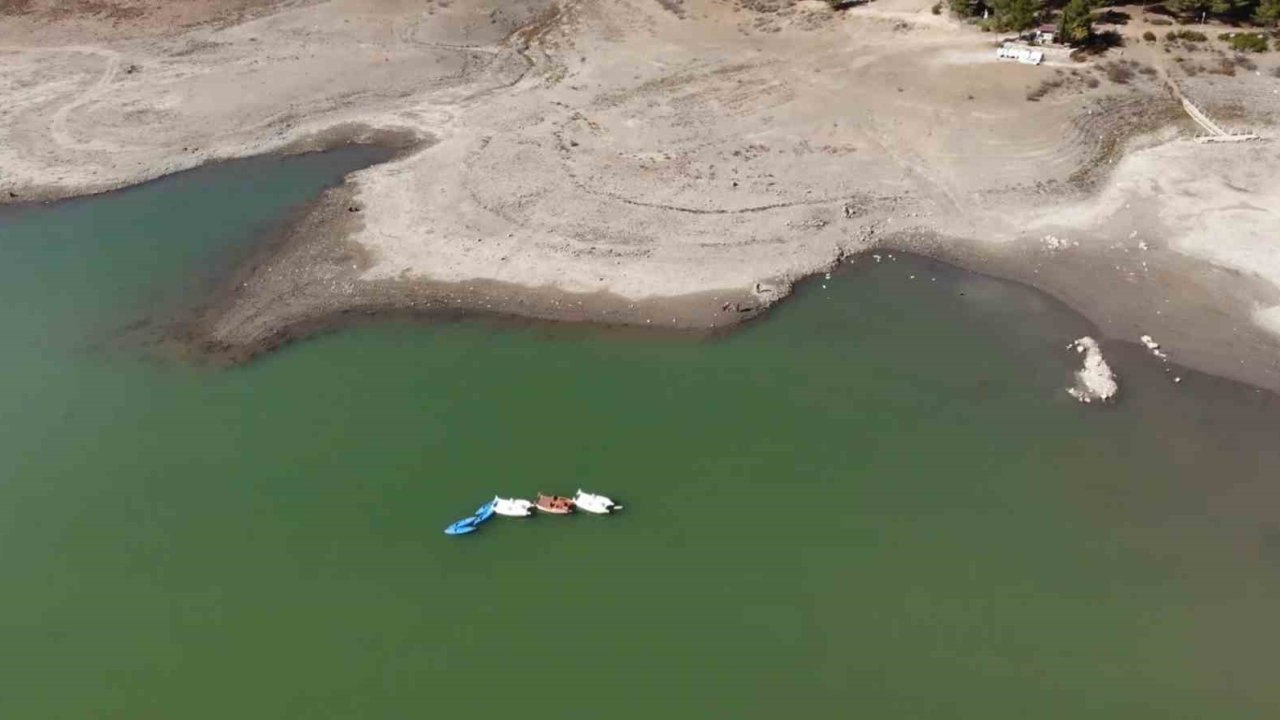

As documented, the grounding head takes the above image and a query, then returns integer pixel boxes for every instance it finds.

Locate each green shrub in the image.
[1165,29,1208,42]
[931,1,942,14]
[1229,32,1269,52]
[1143,30,1156,41]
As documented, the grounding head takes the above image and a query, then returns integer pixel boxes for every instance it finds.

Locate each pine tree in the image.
[1058,0,1094,45]
[1164,0,1213,16]
[1210,0,1256,18]
[992,0,1043,30]
[948,0,987,18]
[1256,0,1280,25]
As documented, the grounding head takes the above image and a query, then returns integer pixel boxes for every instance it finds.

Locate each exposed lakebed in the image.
[2,151,1279,718]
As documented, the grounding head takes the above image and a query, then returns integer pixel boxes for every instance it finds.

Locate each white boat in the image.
[572,489,621,514]
[492,496,535,517]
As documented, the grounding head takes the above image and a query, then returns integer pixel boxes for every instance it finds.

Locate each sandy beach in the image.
[3,0,1279,390]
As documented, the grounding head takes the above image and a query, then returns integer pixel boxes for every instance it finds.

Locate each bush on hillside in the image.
[1026,76,1065,101]
[1207,58,1237,74]
[1164,29,1209,42]
[1228,31,1270,51]
[1233,53,1259,69]
[1102,60,1136,83]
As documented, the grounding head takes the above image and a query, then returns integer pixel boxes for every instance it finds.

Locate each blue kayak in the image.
[472,501,496,524]
[444,517,479,536]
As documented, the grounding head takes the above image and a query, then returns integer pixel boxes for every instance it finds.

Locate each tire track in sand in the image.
[0,45,126,153]
[46,46,124,152]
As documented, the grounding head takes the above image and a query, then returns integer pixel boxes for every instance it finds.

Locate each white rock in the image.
[1139,334,1169,360]
[1041,234,1079,251]
[1066,336,1119,404]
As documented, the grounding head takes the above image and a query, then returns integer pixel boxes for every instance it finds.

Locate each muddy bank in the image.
[885,229,1280,396]
[185,165,1280,399]
[187,180,765,365]
[0,122,429,207]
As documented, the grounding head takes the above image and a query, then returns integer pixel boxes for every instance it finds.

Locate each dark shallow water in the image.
[2,151,1279,718]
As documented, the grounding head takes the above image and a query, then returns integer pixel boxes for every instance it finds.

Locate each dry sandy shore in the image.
[2,0,1279,390]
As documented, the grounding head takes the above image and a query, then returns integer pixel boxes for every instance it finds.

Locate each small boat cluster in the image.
[444,490,622,536]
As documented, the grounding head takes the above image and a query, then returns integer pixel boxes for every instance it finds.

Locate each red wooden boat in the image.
[536,493,574,514]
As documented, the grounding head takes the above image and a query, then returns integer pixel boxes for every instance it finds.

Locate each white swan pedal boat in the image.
[572,490,621,514]
[492,496,535,517]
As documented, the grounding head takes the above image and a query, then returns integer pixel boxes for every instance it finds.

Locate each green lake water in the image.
[2,150,1279,718]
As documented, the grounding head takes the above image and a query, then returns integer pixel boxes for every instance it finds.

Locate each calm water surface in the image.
[2,152,1279,718]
